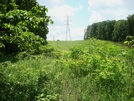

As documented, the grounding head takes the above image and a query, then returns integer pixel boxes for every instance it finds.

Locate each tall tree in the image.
[107,20,116,40]
[112,20,128,42]
[15,0,37,10]
[0,0,53,53]
[127,14,134,36]
[89,22,98,38]
[0,0,17,13]
[84,25,90,40]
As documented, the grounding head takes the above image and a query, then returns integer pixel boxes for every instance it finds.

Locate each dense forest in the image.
[0,0,53,54]
[84,14,134,46]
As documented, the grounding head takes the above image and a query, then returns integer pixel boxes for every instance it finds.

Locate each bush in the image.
[124,36,134,48]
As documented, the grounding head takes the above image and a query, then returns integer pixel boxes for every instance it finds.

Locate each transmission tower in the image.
[64,15,71,40]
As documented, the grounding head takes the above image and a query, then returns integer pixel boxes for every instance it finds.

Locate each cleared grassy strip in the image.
[48,40,89,51]
[48,39,128,52]
[0,39,133,101]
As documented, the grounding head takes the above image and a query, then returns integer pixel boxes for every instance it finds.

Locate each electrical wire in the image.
[88,0,134,21]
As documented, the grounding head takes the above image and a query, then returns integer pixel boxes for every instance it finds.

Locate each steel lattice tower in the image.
[65,15,71,40]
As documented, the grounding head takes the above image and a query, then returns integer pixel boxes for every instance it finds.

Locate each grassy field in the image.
[48,40,128,52]
[0,39,134,101]
[48,40,89,51]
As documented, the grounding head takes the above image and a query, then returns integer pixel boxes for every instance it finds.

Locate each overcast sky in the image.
[37,0,134,40]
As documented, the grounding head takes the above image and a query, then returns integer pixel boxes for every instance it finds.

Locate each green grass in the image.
[48,39,128,51]
[48,40,89,51]
[0,39,134,101]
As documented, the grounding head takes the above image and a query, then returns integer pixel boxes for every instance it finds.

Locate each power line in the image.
[90,1,134,15]
[89,0,119,11]
[89,1,134,22]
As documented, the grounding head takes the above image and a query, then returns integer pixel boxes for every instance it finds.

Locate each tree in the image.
[0,0,17,13]
[89,22,98,38]
[30,4,53,40]
[15,0,37,10]
[127,14,134,36]
[0,0,53,53]
[84,26,90,40]
[97,21,106,39]
[107,20,116,40]
[84,14,134,42]
[112,20,128,42]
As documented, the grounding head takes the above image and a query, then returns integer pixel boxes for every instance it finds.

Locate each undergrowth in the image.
[0,39,134,101]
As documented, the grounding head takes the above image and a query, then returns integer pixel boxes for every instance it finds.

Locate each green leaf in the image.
[46,8,48,12]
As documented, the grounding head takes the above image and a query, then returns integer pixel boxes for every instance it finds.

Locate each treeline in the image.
[0,0,53,53]
[84,14,134,42]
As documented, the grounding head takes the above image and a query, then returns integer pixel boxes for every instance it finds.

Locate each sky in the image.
[37,0,134,41]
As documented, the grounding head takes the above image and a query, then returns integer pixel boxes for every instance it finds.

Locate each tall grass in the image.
[0,55,55,101]
[0,39,134,101]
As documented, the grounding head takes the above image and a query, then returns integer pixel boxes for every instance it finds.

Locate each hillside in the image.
[0,39,134,101]
[48,40,89,51]
[48,39,128,51]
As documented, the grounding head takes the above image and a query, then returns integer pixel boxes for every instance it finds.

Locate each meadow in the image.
[0,39,134,101]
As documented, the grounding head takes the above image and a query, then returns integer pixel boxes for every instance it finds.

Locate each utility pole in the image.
[84,28,87,39]
[53,35,55,41]
[64,15,71,40]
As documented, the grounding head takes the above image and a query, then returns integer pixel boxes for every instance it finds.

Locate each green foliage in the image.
[0,39,134,100]
[84,20,116,40]
[0,1,53,53]
[30,4,53,39]
[127,14,134,36]
[69,46,84,59]
[112,20,129,42]
[15,0,37,10]
[0,55,56,101]
[84,14,134,43]
[0,0,18,13]
[54,39,133,100]
[124,36,134,48]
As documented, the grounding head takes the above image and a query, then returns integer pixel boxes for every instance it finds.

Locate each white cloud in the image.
[88,0,134,24]
[78,5,83,10]
[52,0,63,4]
[38,0,78,24]
[37,0,64,8]
[49,4,77,22]
[41,0,84,40]
[37,0,134,40]
[71,27,85,40]
[46,4,80,40]
[89,12,104,24]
